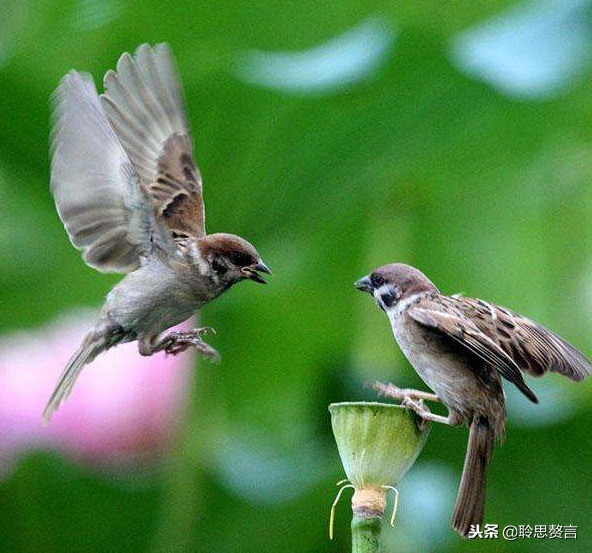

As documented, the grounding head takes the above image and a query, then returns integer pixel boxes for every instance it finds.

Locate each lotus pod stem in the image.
[329,402,431,552]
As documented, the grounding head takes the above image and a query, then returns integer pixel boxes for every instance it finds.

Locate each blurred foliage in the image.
[2,0,592,551]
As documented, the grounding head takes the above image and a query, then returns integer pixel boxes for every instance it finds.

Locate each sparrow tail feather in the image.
[451,416,495,537]
[43,325,127,422]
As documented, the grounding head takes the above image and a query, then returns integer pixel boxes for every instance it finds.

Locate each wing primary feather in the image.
[100,43,206,238]
[408,306,538,403]
[50,71,150,272]
[51,44,203,275]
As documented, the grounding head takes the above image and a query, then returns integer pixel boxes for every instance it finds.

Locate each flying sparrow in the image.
[355,263,590,537]
[43,44,271,421]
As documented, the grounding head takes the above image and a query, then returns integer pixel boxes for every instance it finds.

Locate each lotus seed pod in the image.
[329,402,430,488]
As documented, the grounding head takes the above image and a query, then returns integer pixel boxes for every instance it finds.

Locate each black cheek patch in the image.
[380,291,397,308]
[212,258,228,276]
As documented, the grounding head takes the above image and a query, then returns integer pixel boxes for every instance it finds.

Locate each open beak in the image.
[355,275,373,293]
[243,261,272,284]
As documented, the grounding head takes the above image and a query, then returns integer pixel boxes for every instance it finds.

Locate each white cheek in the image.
[372,285,389,309]
[372,284,401,310]
[385,292,424,323]
[373,284,394,298]
[194,253,220,284]
[194,256,211,276]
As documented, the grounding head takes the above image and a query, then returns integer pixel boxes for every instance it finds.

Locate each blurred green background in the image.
[2,0,592,551]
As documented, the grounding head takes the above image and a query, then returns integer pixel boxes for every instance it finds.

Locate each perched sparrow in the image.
[356,263,591,537]
[44,44,270,421]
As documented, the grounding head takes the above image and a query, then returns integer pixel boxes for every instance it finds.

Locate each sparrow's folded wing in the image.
[50,71,173,273]
[408,300,538,403]
[460,298,592,382]
[100,43,205,239]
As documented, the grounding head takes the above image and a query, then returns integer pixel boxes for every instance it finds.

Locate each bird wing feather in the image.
[50,71,174,272]
[458,298,592,382]
[408,297,539,403]
[100,43,206,239]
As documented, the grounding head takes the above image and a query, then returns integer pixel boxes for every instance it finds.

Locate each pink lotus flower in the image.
[0,309,192,474]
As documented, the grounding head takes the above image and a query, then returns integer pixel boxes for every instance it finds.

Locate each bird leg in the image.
[369,380,450,429]
[401,397,452,426]
[369,381,441,404]
[148,327,221,361]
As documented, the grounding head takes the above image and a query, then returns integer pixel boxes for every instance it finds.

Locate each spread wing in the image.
[100,43,205,239]
[457,298,592,382]
[50,71,174,273]
[407,297,539,403]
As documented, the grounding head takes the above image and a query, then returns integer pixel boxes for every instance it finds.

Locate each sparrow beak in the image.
[243,261,272,284]
[355,276,373,293]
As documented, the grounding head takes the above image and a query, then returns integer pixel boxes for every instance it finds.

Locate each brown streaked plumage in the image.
[356,263,591,537]
[151,133,205,238]
[44,44,271,421]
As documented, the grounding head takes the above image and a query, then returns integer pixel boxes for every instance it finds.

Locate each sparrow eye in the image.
[371,274,385,288]
[229,251,253,268]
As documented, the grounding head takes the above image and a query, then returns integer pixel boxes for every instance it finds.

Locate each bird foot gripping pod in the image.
[328,402,431,553]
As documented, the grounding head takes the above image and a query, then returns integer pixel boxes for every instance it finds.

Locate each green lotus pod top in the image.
[329,402,430,488]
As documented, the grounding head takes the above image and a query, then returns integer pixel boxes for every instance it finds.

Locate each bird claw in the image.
[370,382,431,423]
[368,380,406,400]
[401,396,427,413]
[368,381,441,404]
[399,396,451,428]
[401,397,432,430]
[193,326,216,336]
[161,328,221,362]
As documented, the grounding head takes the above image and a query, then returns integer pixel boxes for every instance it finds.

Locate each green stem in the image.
[351,488,386,553]
[352,515,383,553]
